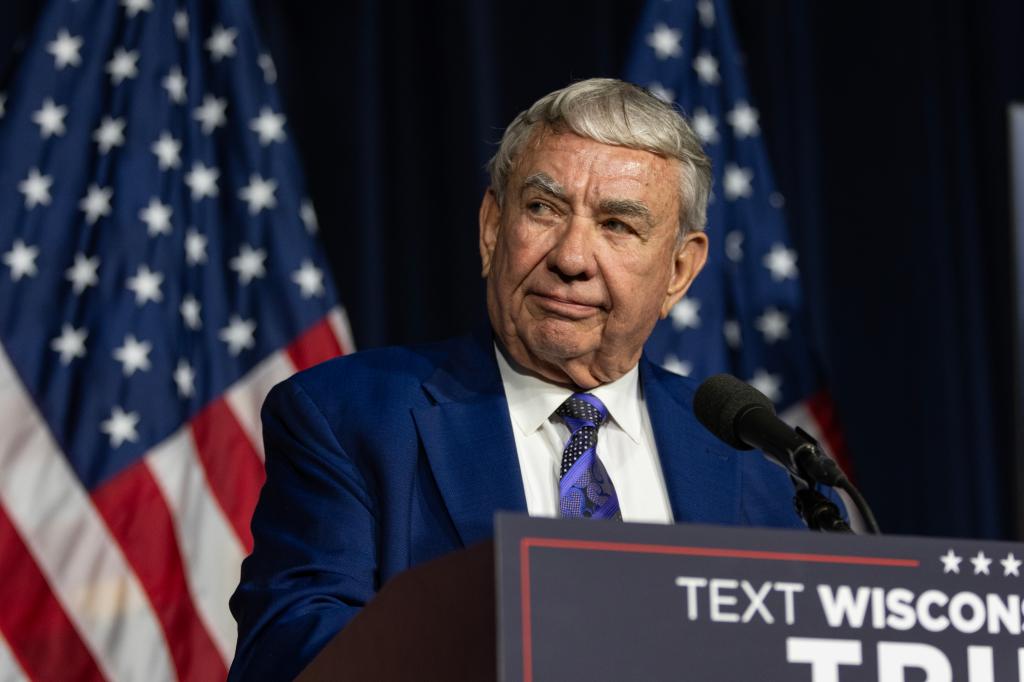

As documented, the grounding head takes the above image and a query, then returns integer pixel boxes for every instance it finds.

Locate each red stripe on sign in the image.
[92,462,227,682]
[190,399,265,552]
[0,504,105,682]
[805,390,855,482]
[287,317,345,372]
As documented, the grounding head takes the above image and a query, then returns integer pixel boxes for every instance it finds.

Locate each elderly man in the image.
[228,78,812,680]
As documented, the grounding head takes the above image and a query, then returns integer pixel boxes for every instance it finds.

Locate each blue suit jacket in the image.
[228,330,810,680]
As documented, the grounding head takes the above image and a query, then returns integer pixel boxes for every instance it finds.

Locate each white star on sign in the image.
[971,551,992,575]
[755,307,790,344]
[646,23,682,60]
[258,53,277,84]
[219,315,256,356]
[113,334,152,376]
[727,101,760,138]
[723,164,753,200]
[185,229,207,266]
[139,197,172,236]
[670,296,701,330]
[93,116,126,154]
[749,369,782,403]
[106,47,139,85]
[184,162,219,199]
[101,406,139,448]
[697,0,716,27]
[250,107,286,146]
[32,98,67,138]
[180,294,201,330]
[239,174,278,214]
[18,168,53,208]
[939,549,962,574]
[292,260,325,298]
[66,253,99,294]
[47,29,83,69]
[151,131,182,170]
[205,24,237,61]
[193,95,227,134]
[692,51,720,85]
[230,244,267,284]
[3,240,39,281]
[1001,553,1021,577]
[723,319,742,348]
[662,354,692,377]
[79,184,113,224]
[51,324,87,365]
[126,265,163,305]
[173,359,195,398]
[300,199,318,234]
[763,243,799,281]
[162,66,187,104]
[691,107,719,145]
[173,9,189,40]
[647,82,674,103]
[121,0,153,18]
[725,230,744,262]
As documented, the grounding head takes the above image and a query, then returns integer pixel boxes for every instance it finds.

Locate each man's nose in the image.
[546,215,597,280]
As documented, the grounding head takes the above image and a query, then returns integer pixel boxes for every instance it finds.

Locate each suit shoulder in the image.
[642,358,700,404]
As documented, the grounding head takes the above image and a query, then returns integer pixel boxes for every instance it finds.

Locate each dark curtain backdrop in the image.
[1,0,1018,539]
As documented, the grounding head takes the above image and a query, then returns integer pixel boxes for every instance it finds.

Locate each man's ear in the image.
[479,189,501,277]
[660,230,709,318]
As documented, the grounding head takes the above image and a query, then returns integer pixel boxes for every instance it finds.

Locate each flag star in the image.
[180,294,202,330]
[205,24,237,61]
[723,163,753,200]
[258,53,277,84]
[120,0,153,18]
[173,359,195,398]
[250,107,286,146]
[300,199,319,234]
[185,229,207,265]
[219,315,256,356]
[1001,553,1021,577]
[3,240,39,281]
[139,197,173,236]
[646,23,682,60]
[647,82,675,103]
[939,549,962,574]
[32,98,67,138]
[763,243,799,281]
[126,265,163,305]
[696,0,716,27]
[113,334,152,376]
[193,95,227,134]
[749,369,782,403]
[162,66,187,104]
[670,296,701,330]
[173,9,189,40]
[292,260,325,298]
[65,252,100,294]
[755,307,791,343]
[79,184,113,224]
[238,174,278,214]
[18,168,53,208]
[106,47,139,85]
[184,162,219,199]
[229,244,267,284]
[970,551,992,576]
[725,230,744,262]
[662,354,692,377]
[723,319,742,348]
[692,51,720,85]
[47,29,83,69]
[51,324,88,365]
[93,116,126,154]
[151,131,182,170]
[691,107,719,145]
[101,406,139,448]
[727,101,761,138]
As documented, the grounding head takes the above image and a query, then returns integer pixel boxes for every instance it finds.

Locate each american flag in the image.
[628,0,849,468]
[0,1,352,679]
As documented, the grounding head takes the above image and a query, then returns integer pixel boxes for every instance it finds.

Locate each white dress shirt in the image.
[494,345,674,524]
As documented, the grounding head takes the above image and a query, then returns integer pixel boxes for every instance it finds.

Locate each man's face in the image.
[480,130,708,389]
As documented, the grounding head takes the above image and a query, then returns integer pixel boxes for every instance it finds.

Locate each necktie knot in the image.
[555,393,608,432]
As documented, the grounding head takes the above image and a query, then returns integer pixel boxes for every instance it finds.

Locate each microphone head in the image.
[693,374,776,450]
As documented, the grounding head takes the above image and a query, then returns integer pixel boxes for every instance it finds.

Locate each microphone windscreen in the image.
[693,374,775,450]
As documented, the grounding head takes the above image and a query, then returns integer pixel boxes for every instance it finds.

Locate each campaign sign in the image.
[495,514,1024,682]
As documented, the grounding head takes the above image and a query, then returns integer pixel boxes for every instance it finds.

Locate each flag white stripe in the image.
[225,351,296,459]
[0,346,176,682]
[328,305,355,352]
[0,632,28,682]
[146,427,245,665]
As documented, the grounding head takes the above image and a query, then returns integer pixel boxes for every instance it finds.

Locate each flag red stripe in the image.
[91,462,228,681]
[287,317,344,372]
[0,504,105,682]
[805,390,855,481]
[189,399,265,552]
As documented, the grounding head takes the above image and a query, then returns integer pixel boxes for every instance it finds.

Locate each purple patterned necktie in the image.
[556,393,622,520]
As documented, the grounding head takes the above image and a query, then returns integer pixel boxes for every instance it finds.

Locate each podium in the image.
[299,515,1024,681]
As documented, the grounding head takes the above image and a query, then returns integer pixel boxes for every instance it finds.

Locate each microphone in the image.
[693,374,847,487]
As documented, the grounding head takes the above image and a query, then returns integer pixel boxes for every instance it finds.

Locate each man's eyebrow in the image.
[599,198,654,230]
[521,173,568,202]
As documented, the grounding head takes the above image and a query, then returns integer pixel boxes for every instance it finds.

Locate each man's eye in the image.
[604,219,632,233]
[527,201,551,215]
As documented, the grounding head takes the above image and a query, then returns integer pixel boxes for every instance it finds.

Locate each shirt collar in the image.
[494,344,643,444]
